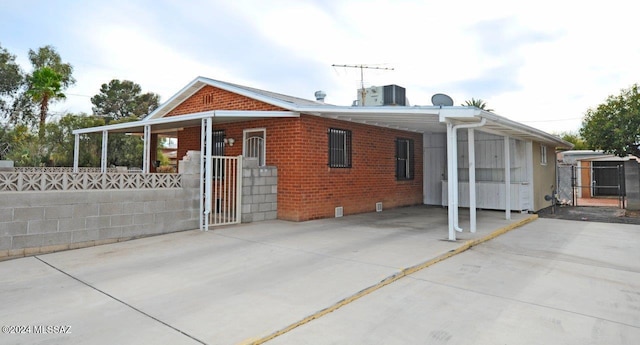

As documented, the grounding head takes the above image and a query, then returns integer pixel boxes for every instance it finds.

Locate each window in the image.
[212,130,225,178]
[328,128,352,168]
[540,145,547,165]
[212,130,225,156]
[243,128,266,166]
[396,138,414,180]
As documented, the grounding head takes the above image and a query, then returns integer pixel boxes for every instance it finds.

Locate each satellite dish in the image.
[431,93,454,107]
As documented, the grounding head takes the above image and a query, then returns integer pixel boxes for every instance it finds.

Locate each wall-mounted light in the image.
[223,138,235,146]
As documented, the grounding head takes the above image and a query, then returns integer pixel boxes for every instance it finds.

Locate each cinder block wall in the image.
[0,160,200,259]
[241,159,277,223]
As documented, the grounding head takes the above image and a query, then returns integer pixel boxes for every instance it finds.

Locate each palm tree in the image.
[462,98,494,112]
[26,67,65,139]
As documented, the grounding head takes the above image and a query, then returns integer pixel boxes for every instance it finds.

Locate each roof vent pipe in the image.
[314,90,326,102]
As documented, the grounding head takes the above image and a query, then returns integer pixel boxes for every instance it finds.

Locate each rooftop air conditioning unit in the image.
[383,84,406,106]
[357,86,384,106]
[356,84,406,106]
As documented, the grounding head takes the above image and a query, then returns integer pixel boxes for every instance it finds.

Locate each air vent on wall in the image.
[376,202,383,212]
[335,206,344,218]
[203,93,214,105]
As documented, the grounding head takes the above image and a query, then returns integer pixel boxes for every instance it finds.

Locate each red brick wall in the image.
[173,85,423,221]
[291,115,423,220]
[167,85,284,117]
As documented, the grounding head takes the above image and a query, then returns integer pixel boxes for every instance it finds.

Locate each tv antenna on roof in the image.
[332,64,394,106]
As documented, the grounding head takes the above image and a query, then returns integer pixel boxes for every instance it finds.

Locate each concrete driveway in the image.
[1,207,638,344]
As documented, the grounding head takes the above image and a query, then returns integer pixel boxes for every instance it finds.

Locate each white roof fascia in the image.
[74,111,216,134]
[73,110,299,135]
[295,105,441,115]
[437,107,482,122]
[214,110,299,118]
[480,111,572,148]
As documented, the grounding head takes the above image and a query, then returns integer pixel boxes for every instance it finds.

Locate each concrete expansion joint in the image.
[32,255,208,345]
[241,214,539,345]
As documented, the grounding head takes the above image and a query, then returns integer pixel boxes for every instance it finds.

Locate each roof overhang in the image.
[74,76,572,149]
[72,110,300,135]
[294,105,572,148]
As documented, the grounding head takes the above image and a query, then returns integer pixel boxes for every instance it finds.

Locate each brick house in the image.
[73,76,572,240]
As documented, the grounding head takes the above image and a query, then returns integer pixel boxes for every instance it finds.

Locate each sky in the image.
[1,0,638,134]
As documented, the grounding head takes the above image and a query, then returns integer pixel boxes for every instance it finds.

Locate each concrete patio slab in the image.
[0,206,538,345]
[0,256,200,345]
[270,218,640,345]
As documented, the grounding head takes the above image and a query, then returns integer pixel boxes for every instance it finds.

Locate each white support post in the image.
[143,125,151,174]
[199,119,206,230]
[101,130,108,173]
[73,134,80,173]
[236,155,243,222]
[204,117,213,230]
[451,125,461,232]
[446,122,456,241]
[504,136,511,220]
[468,128,477,233]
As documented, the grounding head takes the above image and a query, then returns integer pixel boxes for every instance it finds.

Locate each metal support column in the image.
[203,117,213,230]
[468,128,477,233]
[504,136,511,220]
[143,125,151,173]
[73,134,80,173]
[101,130,108,173]
[446,122,456,241]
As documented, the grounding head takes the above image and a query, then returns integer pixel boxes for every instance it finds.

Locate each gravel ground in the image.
[537,206,640,225]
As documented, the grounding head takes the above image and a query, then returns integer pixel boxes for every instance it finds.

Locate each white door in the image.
[243,129,266,166]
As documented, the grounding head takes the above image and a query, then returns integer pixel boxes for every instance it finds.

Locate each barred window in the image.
[396,138,414,180]
[212,130,225,179]
[328,128,352,168]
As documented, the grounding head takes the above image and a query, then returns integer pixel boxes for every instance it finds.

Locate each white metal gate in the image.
[200,118,243,230]
[200,155,242,229]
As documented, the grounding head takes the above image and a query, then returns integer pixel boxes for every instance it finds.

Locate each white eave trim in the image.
[479,111,572,148]
[73,110,300,135]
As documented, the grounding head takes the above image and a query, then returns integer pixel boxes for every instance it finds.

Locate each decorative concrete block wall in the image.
[0,157,201,259]
[241,159,277,223]
[625,160,640,210]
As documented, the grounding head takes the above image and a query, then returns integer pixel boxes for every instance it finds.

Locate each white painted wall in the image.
[423,133,446,205]
[423,130,535,211]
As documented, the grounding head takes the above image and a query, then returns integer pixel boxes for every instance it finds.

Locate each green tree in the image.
[0,44,24,119]
[557,131,587,150]
[462,98,494,112]
[28,45,75,89]
[105,117,144,168]
[43,113,105,166]
[26,67,66,139]
[580,84,640,157]
[91,79,160,120]
[2,124,42,166]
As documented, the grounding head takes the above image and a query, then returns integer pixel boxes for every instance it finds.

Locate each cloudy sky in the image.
[1,0,638,134]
